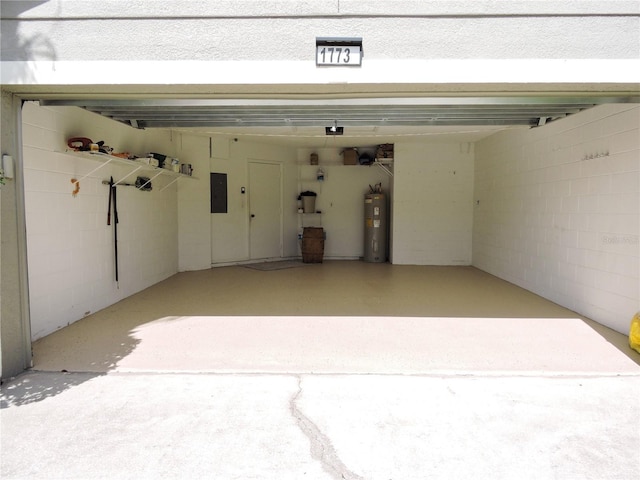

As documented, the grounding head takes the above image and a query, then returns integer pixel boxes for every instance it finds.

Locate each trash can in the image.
[302,227,324,263]
[302,196,316,213]
[300,191,317,213]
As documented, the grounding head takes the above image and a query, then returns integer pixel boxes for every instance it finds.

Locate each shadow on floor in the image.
[582,317,640,367]
[1,371,105,408]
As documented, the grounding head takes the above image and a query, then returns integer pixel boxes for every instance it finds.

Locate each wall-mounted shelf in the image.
[373,158,394,177]
[64,150,196,195]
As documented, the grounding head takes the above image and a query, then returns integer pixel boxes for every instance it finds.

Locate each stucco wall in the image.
[2,1,638,95]
[2,1,638,61]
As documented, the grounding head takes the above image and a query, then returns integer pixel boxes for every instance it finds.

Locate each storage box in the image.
[342,148,358,165]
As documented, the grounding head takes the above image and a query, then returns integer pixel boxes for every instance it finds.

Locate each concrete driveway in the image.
[2,314,640,480]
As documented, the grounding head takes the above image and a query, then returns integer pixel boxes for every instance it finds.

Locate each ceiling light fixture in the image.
[326,120,344,135]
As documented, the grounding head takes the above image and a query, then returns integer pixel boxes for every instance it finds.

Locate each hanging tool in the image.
[101,176,152,191]
[107,176,119,285]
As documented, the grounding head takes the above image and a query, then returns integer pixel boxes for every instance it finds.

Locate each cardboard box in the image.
[342,148,358,165]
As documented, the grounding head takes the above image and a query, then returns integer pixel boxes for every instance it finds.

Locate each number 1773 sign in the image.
[316,45,362,66]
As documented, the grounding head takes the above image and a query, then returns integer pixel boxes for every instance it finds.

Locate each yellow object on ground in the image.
[630,312,640,354]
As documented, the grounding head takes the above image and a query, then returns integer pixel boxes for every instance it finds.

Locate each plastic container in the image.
[300,191,317,213]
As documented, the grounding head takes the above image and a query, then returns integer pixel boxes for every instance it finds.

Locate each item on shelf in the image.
[148,152,167,168]
[138,157,160,167]
[111,152,136,160]
[376,143,394,159]
[95,141,113,154]
[67,137,93,151]
[180,164,193,176]
[67,137,114,154]
[358,152,373,165]
[342,148,358,165]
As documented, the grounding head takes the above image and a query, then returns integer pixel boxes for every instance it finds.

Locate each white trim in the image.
[3,60,640,92]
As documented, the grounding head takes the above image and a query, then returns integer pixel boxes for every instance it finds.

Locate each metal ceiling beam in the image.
[135,119,539,128]
[40,96,639,129]
[41,96,639,107]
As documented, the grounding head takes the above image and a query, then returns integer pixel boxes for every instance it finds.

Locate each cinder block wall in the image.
[473,105,639,333]
[22,103,180,340]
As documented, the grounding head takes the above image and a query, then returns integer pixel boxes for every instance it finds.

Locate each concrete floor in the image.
[2,262,639,479]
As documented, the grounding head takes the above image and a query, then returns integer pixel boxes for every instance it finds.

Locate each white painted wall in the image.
[296,147,391,259]
[205,141,392,264]
[392,142,475,265]
[177,134,214,271]
[1,91,31,378]
[22,102,180,340]
[205,138,299,266]
[473,105,640,334]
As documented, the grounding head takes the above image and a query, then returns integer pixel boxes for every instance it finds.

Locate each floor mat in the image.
[243,260,306,271]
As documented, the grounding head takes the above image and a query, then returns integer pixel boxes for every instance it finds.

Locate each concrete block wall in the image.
[392,142,474,265]
[22,102,180,340]
[473,105,640,334]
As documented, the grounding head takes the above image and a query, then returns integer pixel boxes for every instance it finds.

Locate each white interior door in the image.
[249,162,282,260]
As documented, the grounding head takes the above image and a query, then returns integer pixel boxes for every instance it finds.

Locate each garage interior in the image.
[1,89,636,480]
[17,95,639,368]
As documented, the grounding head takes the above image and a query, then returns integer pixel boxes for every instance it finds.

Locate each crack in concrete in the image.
[290,376,364,480]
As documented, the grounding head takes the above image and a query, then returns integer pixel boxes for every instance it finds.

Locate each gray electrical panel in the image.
[364,193,387,263]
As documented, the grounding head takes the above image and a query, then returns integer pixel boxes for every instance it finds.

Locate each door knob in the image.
[251,214,255,218]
